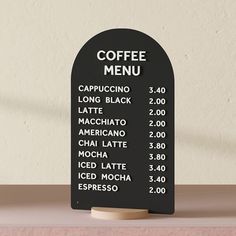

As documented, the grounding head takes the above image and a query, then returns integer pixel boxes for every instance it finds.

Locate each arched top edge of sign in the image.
[71,28,174,81]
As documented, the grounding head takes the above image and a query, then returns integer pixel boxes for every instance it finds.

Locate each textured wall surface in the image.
[0,0,235,184]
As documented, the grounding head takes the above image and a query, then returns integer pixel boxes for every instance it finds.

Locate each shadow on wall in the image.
[1,185,236,218]
[176,129,236,155]
[1,94,235,154]
[0,94,69,122]
[0,185,69,207]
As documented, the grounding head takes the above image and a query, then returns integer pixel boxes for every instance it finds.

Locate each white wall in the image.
[0,0,236,184]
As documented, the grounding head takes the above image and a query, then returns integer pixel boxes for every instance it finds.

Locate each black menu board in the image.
[71,29,174,214]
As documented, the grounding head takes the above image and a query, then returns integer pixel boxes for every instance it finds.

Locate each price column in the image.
[148,86,167,195]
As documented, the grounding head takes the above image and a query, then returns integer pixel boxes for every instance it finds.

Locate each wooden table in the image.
[0,185,236,235]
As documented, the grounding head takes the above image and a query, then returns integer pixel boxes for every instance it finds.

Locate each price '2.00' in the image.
[149,186,166,194]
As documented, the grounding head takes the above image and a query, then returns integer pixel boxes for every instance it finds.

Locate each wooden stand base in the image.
[91,207,149,220]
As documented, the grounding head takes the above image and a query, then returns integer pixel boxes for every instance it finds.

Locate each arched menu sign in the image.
[71,29,174,214]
